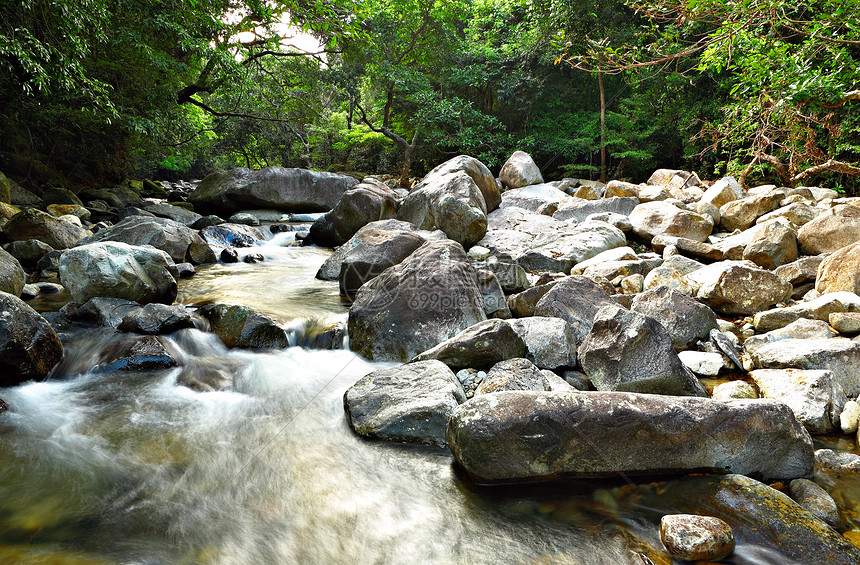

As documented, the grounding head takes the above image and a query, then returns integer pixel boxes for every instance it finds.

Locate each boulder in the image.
[757,201,823,230]
[308,181,397,247]
[571,246,638,275]
[508,316,578,370]
[700,177,743,209]
[744,318,837,353]
[91,335,179,373]
[750,369,846,434]
[751,338,860,397]
[117,303,204,335]
[688,260,792,315]
[830,312,860,335]
[78,216,216,265]
[411,319,525,370]
[789,478,842,530]
[189,167,359,215]
[486,206,558,234]
[629,201,713,243]
[507,279,562,318]
[446,391,814,482]
[61,297,142,328]
[396,170,487,248]
[419,155,500,212]
[475,268,510,318]
[59,242,178,304]
[2,208,89,249]
[198,303,289,349]
[348,239,487,361]
[517,220,626,273]
[144,202,202,225]
[711,380,758,401]
[474,357,557,394]
[631,285,717,351]
[578,303,707,396]
[798,205,860,255]
[775,255,827,286]
[498,184,568,213]
[752,291,860,332]
[678,351,724,377]
[742,219,798,269]
[816,241,860,295]
[551,196,638,223]
[344,360,466,447]
[339,228,426,299]
[660,515,735,562]
[532,276,615,341]
[498,150,543,189]
[719,192,783,232]
[199,223,266,249]
[650,234,722,262]
[0,291,63,384]
[0,247,25,297]
[3,239,53,271]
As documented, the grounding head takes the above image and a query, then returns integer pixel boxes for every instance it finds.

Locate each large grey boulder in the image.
[447,391,814,482]
[117,303,204,335]
[78,216,216,265]
[751,338,860,397]
[578,304,707,396]
[816,241,860,295]
[0,291,63,384]
[517,220,626,273]
[396,170,487,248]
[532,275,615,342]
[775,255,826,286]
[2,208,89,249]
[308,181,397,247]
[348,239,487,361]
[474,357,559,394]
[344,360,466,447]
[498,184,568,213]
[486,205,559,234]
[419,155,500,212]
[498,150,543,189]
[688,260,792,315]
[411,319,525,370]
[700,177,743,208]
[508,316,578,370]
[59,242,179,304]
[798,205,860,255]
[4,239,54,270]
[0,247,25,297]
[551,196,638,223]
[742,219,798,269]
[750,369,846,434]
[629,201,713,243]
[189,167,359,215]
[339,228,426,298]
[631,286,717,351]
[744,318,836,354]
[199,223,265,249]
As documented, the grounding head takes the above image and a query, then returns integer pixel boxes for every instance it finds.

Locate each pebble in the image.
[660,514,735,561]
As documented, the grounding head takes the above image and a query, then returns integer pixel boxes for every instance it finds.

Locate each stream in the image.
[0,232,858,564]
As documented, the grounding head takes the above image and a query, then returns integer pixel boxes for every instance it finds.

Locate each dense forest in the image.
[1,0,858,192]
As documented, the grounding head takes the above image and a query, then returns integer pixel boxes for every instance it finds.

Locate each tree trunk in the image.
[599,70,607,184]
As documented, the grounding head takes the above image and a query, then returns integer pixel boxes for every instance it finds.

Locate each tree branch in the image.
[792,159,860,184]
[181,95,290,123]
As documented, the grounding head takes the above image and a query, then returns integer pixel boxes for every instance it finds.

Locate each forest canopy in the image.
[1,0,857,191]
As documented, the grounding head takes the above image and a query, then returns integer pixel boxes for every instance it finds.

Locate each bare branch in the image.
[792,159,860,184]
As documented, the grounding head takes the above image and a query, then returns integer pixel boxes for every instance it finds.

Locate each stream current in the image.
[0,232,858,564]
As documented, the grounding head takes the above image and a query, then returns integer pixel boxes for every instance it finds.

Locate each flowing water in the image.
[1,232,859,564]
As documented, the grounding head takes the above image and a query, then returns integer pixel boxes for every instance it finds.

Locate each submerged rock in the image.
[91,335,179,373]
[446,391,813,483]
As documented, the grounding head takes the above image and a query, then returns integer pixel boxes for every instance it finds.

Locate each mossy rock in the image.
[0,171,10,204]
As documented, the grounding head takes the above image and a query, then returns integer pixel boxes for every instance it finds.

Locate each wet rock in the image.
[344,359,466,447]
[176,358,243,392]
[397,170,487,248]
[197,303,290,349]
[189,215,225,230]
[719,192,783,231]
[420,155,500,212]
[91,335,179,373]
[219,247,239,263]
[629,201,713,243]
[579,303,707,396]
[446,391,813,482]
[742,219,799,269]
[0,291,63,384]
[789,478,842,529]
[474,357,553,394]
[517,220,626,273]
[499,150,543,189]
[631,286,717,351]
[308,181,397,247]
[816,242,860,295]
[711,380,758,400]
[551,196,638,223]
[59,242,178,304]
[532,275,615,342]
[78,216,216,265]
[815,449,860,475]
[189,166,359,215]
[411,319,525,370]
[61,296,141,328]
[751,338,860,397]
[227,212,260,226]
[750,369,846,434]
[688,260,792,316]
[199,223,266,248]
[242,253,264,264]
[338,228,426,299]
[0,247,25,297]
[660,514,735,562]
[118,303,204,335]
[2,208,89,249]
[348,239,486,362]
[508,316,577,370]
[798,205,860,255]
[752,291,860,332]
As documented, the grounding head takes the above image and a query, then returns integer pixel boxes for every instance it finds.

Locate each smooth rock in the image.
[91,335,179,373]
[446,391,814,482]
[0,291,63,384]
[517,220,626,273]
[499,150,543,189]
[789,478,842,529]
[338,228,426,298]
[498,184,568,213]
[0,247,25,297]
[420,155,500,212]
[830,312,860,335]
[840,400,860,434]
[551,196,638,223]
[78,216,216,265]
[117,303,204,335]
[798,205,860,255]
[678,351,724,377]
[629,201,713,243]
[308,181,397,247]
[719,192,783,231]
[198,303,290,349]
[2,208,89,249]
[344,360,466,447]
[660,514,735,562]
